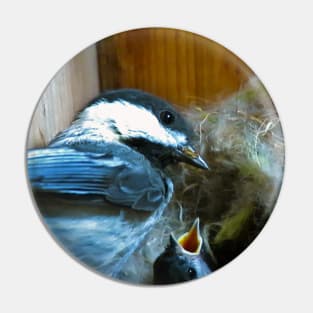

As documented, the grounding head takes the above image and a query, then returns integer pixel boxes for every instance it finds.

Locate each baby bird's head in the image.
[153,218,211,284]
[75,89,208,169]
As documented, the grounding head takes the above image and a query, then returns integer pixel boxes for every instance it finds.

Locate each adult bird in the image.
[153,218,211,284]
[27,89,209,281]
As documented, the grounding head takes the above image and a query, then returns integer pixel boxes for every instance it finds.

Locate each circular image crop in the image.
[26,28,284,285]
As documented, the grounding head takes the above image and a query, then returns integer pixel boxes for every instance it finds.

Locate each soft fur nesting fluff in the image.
[120,77,284,283]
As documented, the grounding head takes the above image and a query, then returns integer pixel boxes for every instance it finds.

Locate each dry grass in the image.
[121,77,285,283]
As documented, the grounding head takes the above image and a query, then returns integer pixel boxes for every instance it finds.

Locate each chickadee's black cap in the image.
[93,88,195,140]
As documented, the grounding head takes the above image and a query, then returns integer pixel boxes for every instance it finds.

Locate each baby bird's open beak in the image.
[177,218,202,254]
[177,145,210,170]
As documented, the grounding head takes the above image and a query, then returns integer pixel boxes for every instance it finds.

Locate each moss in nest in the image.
[209,203,269,267]
[121,77,284,282]
[213,206,254,245]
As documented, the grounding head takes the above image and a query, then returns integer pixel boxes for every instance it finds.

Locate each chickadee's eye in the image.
[187,267,196,278]
[160,111,175,125]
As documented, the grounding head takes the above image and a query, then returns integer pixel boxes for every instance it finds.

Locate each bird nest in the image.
[122,77,284,283]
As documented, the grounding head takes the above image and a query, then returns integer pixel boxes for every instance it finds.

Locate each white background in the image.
[0,1,312,312]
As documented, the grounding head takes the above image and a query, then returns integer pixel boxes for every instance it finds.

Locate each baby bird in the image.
[153,218,211,284]
[27,89,208,280]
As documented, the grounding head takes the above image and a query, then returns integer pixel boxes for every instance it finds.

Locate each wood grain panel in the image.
[97,28,254,107]
[27,28,254,149]
[28,45,100,148]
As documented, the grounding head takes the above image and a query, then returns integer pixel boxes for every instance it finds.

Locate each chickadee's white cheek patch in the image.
[26,28,284,285]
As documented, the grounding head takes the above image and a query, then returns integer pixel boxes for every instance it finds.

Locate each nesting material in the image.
[121,77,284,283]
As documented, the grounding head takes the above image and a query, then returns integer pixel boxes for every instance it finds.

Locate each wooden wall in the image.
[97,28,253,107]
[27,45,100,148]
[28,28,253,148]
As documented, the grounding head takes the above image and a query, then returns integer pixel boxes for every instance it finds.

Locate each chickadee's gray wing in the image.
[35,181,173,280]
[27,144,168,212]
[27,144,174,278]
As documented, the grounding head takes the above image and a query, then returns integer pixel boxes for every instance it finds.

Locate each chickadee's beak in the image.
[178,218,202,254]
[177,145,210,170]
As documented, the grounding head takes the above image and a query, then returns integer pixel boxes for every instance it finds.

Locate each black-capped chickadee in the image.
[153,218,211,284]
[27,89,209,280]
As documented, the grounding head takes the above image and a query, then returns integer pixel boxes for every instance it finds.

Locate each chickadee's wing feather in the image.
[27,144,174,278]
[27,145,168,212]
